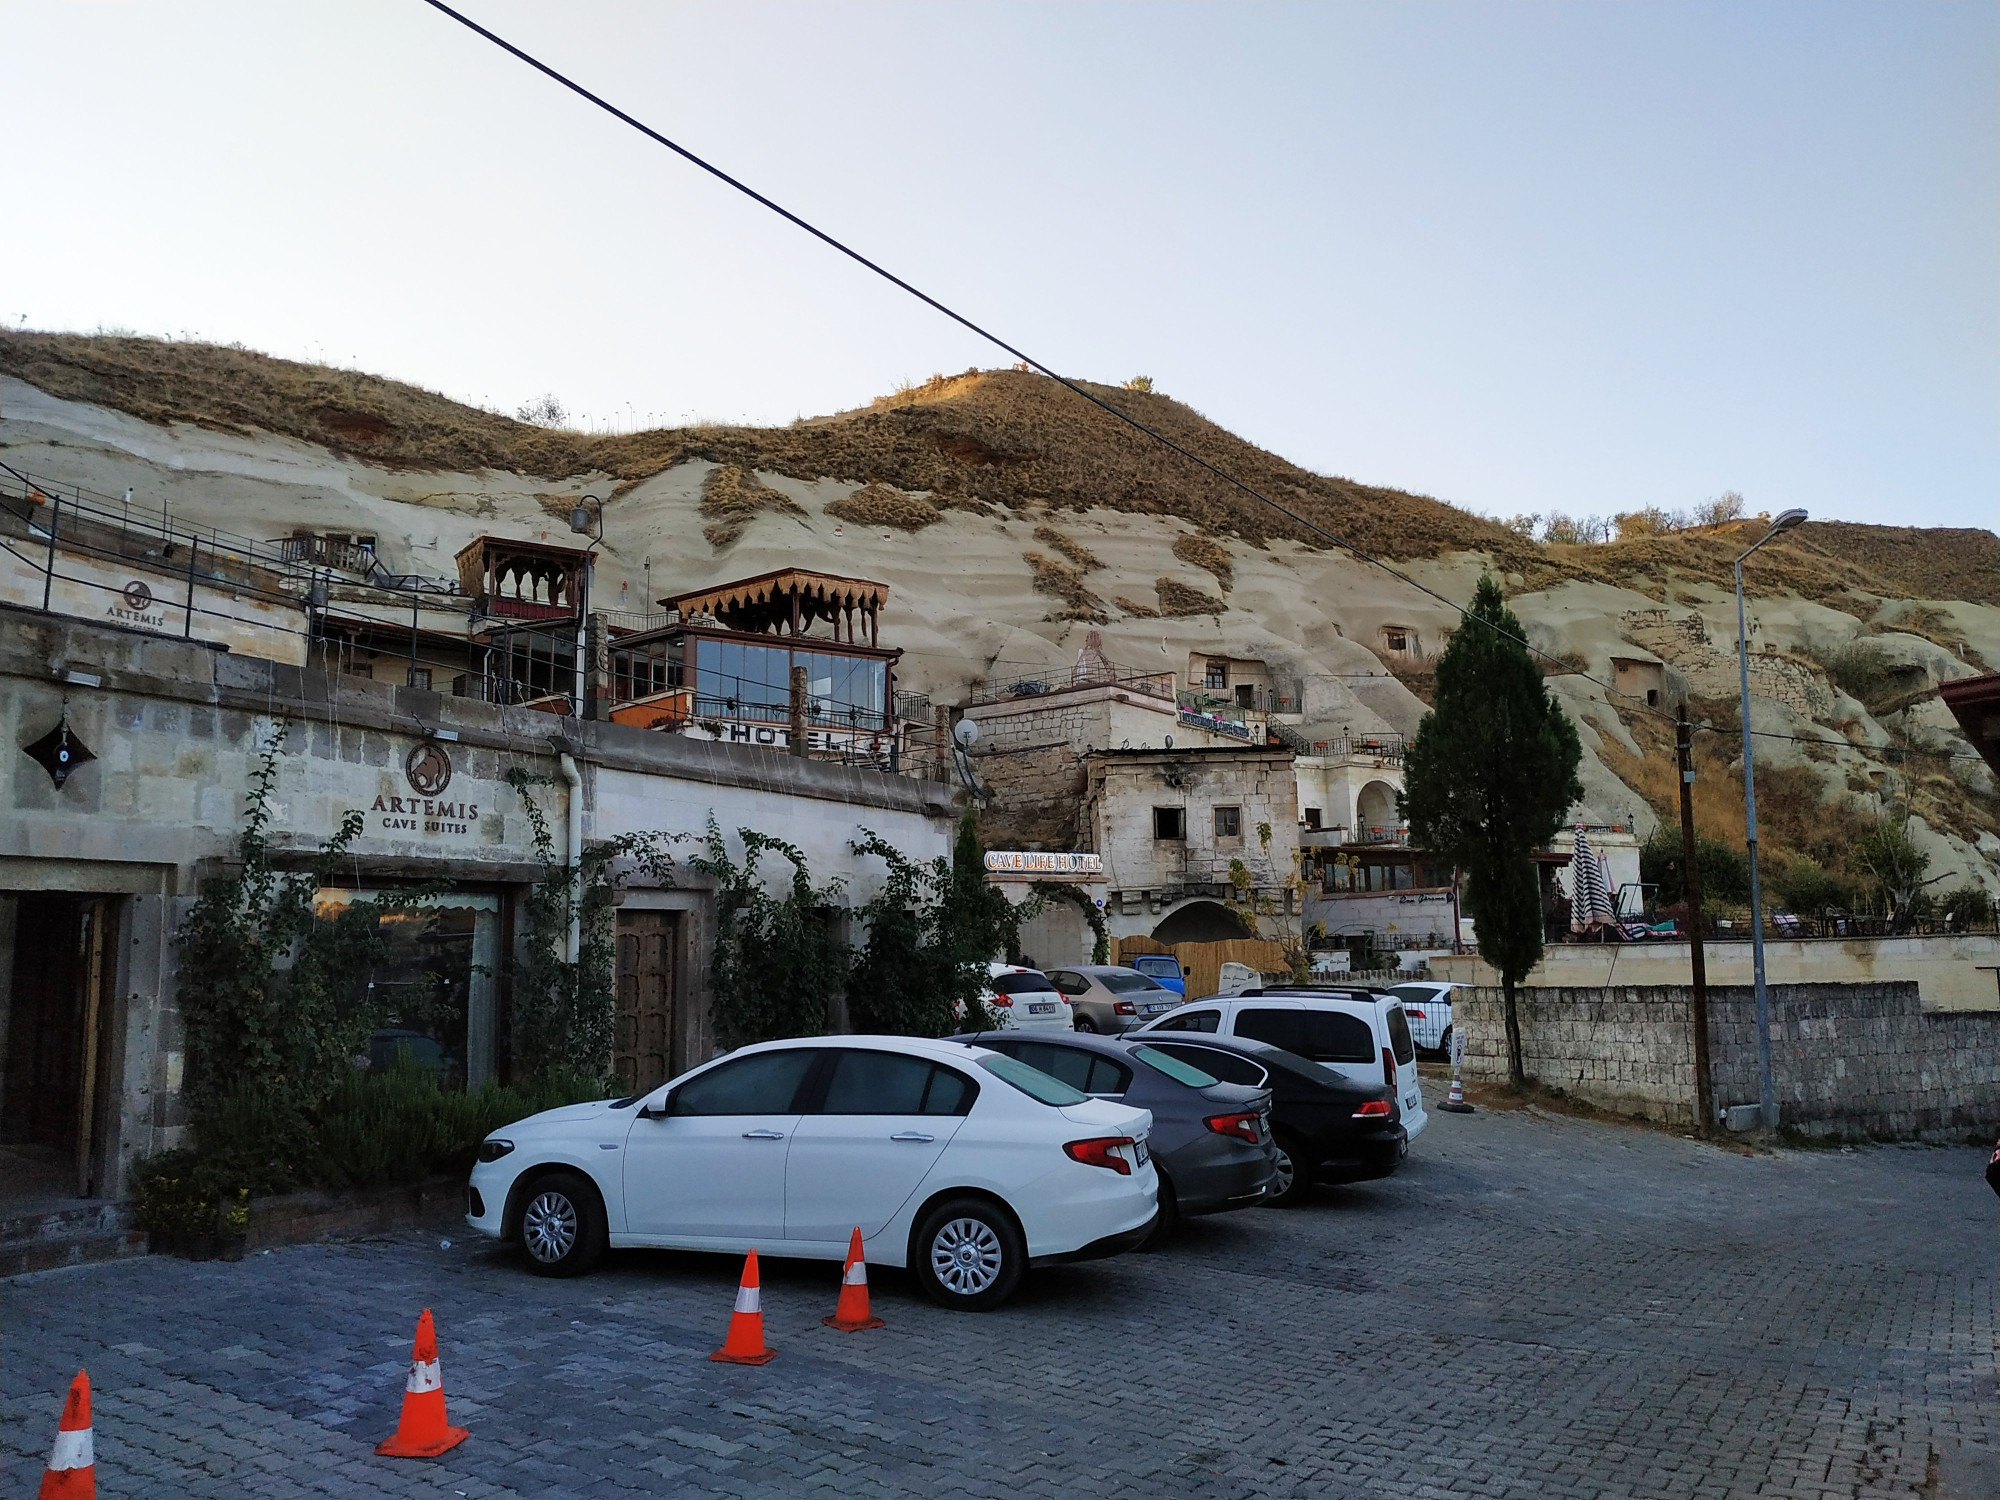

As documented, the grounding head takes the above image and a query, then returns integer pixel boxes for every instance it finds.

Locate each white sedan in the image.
[465,1035,1157,1310]
[979,962,1075,1032]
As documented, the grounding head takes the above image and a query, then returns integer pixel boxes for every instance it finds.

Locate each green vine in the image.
[848,832,992,1035]
[506,768,680,1083]
[1024,880,1111,965]
[691,815,849,1047]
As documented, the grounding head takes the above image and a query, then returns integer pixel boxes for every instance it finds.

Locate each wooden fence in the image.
[1112,935,1290,1001]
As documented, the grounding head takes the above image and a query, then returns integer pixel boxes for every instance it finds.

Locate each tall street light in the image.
[568,495,604,720]
[1734,506,1807,1129]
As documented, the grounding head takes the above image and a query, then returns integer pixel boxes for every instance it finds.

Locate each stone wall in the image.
[1620,608,1833,718]
[1459,981,2000,1140]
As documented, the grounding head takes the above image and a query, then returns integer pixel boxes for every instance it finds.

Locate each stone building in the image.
[1081,746,1300,944]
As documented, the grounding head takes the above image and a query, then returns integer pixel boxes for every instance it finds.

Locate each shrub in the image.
[1941,884,1995,928]
[1769,857,1853,914]
[693,818,849,1046]
[1641,831,1752,907]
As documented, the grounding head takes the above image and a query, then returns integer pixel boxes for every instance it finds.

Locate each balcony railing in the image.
[969,662,1175,706]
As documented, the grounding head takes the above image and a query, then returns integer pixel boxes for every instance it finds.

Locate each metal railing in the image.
[968,662,1176,706]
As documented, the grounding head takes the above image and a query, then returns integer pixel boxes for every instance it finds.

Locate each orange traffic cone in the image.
[823,1227,885,1332]
[710,1249,777,1365]
[375,1309,470,1458]
[37,1370,94,1499]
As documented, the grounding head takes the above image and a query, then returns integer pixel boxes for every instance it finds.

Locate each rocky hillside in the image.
[3,331,1995,902]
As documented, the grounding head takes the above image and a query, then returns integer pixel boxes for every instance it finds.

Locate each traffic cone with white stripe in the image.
[37,1370,94,1499]
[710,1249,776,1365]
[375,1309,469,1458]
[823,1227,885,1332]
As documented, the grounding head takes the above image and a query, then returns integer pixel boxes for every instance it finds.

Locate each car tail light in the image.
[1405,1008,1426,1019]
[990,993,1013,1007]
[1064,1136,1136,1174]
[1204,1112,1261,1145]
[1382,1046,1397,1090]
[1113,1001,1137,1016]
[1353,1099,1393,1119]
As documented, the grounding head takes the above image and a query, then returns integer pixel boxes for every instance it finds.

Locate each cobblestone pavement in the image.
[7,1094,1997,1499]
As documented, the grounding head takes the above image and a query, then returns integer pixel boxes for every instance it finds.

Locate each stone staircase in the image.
[0,1201,149,1278]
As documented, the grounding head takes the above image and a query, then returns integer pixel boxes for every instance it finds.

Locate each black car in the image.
[956,1030,1277,1237]
[1134,1033,1404,1205]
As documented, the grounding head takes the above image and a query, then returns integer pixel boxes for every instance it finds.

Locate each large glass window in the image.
[316,892,501,1091]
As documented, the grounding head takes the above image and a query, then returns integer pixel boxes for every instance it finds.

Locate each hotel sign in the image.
[984,851,1103,877]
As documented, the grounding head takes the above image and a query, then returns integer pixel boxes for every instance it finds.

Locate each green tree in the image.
[1401,576,1584,1086]
[847,834,967,1036]
[1855,813,1935,932]
[692,817,849,1045]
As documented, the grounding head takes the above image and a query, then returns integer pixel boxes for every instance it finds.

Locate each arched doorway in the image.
[1150,900,1251,945]
[1356,779,1401,835]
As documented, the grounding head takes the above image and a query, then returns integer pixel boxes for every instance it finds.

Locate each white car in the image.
[1387,981,1462,1054]
[465,1035,1156,1310]
[980,962,1075,1031]
[1135,987,1428,1143]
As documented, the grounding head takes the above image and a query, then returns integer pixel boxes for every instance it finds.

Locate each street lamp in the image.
[1734,506,1807,1129]
[568,495,604,720]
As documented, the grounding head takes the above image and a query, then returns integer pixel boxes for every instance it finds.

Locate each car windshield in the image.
[1130,1045,1220,1089]
[1100,971,1165,994]
[990,971,1056,996]
[1389,984,1438,1006]
[1133,957,1176,975]
[977,1053,1090,1106]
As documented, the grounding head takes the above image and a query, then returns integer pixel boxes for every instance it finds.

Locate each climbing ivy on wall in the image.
[506,769,679,1082]
[692,816,850,1047]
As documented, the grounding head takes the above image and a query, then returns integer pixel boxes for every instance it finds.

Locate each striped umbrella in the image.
[1569,827,1617,932]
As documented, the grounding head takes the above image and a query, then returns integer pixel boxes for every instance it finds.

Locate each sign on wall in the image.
[984,851,1104,877]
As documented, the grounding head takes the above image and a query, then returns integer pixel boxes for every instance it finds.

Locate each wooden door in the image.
[614,910,676,1094]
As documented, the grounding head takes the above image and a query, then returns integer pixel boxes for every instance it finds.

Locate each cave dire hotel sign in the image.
[984,851,1103,879]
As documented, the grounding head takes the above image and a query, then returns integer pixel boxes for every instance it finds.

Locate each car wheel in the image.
[1140,1173,1177,1251]
[1436,1024,1453,1059]
[1264,1131,1312,1207]
[911,1197,1025,1311]
[515,1170,607,1278]
[1071,1014,1098,1034]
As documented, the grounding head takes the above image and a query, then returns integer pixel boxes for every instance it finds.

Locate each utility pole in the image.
[1676,704,1714,1136]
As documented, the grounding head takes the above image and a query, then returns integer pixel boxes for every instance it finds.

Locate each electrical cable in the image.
[412,0,1995,780]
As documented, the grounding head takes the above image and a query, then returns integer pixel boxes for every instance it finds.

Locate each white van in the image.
[1135,987,1427,1141]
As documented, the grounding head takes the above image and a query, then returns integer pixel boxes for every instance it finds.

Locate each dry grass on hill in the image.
[1172,533,1233,591]
[1156,576,1224,617]
[1033,524,1100,571]
[1024,551,1108,622]
[700,464,801,547]
[825,482,942,531]
[1115,595,1160,618]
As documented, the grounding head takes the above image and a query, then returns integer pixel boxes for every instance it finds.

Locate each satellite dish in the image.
[952,719,980,749]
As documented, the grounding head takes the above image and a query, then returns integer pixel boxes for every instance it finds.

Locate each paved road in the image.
[6,1097,1997,1499]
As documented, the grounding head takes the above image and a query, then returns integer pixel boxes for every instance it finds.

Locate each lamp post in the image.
[568,495,604,721]
[1734,506,1807,1129]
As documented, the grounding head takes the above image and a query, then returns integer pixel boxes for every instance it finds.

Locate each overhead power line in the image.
[412,0,1988,770]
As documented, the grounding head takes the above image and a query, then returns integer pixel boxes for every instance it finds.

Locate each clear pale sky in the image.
[8,2,1996,532]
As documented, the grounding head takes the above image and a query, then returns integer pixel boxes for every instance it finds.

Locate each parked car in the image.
[1132,1032,1405,1203]
[465,1035,1158,1310]
[957,1030,1275,1236]
[1125,954,1188,997]
[1134,987,1427,1143]
[1045,965,1184,1033]
[1387,980,1462,1054]
[978,962,1075,1032]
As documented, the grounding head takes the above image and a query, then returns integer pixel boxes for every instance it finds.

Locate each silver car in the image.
[1045,965,1184,1033]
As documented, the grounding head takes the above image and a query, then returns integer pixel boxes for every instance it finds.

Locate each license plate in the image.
[1134,1138,1150,1167]
[1405,1093,1420,1111]
[1028,1002,1057,1014]
[1145,1002,1175,1013]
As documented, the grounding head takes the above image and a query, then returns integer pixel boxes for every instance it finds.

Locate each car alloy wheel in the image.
[931,1217,1004,1296]
[523,1189,578,1264]
[1072,1016,1097,1034]
[1265,1132,1310,1207]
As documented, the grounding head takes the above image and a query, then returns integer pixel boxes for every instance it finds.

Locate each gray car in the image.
[956,1030,1277,1236]
[1045,965,1183,1033]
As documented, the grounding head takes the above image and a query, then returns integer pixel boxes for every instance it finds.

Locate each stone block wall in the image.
[1619,608,1832,718]
[1459,980,2000,1140]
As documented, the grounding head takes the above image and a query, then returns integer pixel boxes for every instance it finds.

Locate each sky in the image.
[6,1,1996,532]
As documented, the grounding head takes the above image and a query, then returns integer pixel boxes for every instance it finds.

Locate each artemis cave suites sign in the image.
[363,740,481,839]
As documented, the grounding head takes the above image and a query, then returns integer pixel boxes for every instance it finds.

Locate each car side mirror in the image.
[1182,966,1191,977]
[639,1091,674,1120]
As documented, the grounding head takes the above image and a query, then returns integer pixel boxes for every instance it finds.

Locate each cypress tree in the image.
[1401,575,1584,1086]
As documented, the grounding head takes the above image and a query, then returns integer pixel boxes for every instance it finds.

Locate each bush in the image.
[1768,858,1854,915]
[1641,832,1752,907]
[1941,884,1995,928]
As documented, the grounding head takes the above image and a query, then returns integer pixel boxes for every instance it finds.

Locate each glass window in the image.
[1386,1006,1416,1066]
[1304,808,1322,830]
[1100,971,1165,995]
[1147,1043,1266,1087]
[922,1067,976,1116]
[1214,806,1241,838]
[977,1053,1089,1106]
[1236,1007,1304,1052]
[1154,807,1185,840]
[997,1042,1107,1094]
[818,1049,933,1114]
[990,971,1056,996]
[1389,984,1437,1007]
[1048,971,1087,996]
[1151,1007,1221,1033]
[1131,1045,1219,1089]
[1300,1010,1377,1064]
[673,1049,816,1115]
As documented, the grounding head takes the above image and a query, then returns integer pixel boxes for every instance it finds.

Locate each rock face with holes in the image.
[1619,608,1834,718]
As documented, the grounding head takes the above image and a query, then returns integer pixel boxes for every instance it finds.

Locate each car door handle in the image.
[890,1131,936,1143]
[741,1129,786,1140]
